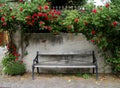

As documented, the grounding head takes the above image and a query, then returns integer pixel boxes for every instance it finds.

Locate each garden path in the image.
[0,73,120,88]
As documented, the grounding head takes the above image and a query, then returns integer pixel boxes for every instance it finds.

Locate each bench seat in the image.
[34,63,96,68]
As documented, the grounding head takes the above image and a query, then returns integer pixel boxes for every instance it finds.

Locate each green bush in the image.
[2,54,16,67]
[106,48,120,73]
[2,54,26,75]
[3,61,26,75]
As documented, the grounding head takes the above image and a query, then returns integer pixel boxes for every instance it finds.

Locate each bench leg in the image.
[32,65,35,80]
[93,68,95,74]
[96,66,98,80]
[37,67,40,74]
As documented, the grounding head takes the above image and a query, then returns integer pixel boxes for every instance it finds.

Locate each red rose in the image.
[91,30,95,35]
[12,15,15,19]
[32,20,35,23]
[105,3,110,8]
[2,22,7,26]
[38,6,42,10]
[56,11,61,15]
[42,13,47,17]
[15,58,19,60]
[20,7,23,11]
[19,0,23,2]
[45,16,49,21]
[39,21,44,26]
[74,18,79,23]
[32,13,37,19]
[51,13,54,17]
[92,9,97,13]
[27,21,32,26]
[14,53,20,57]
[47,26,52,31]
[25,15,31,20]
[38,12,43,17]
[44,5,49,10]
[1,17,5,22]
[33,13,37,17]
[91,39,95,43]
[112,21,118,26]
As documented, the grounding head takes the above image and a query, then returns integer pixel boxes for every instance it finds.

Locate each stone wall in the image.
[22,33,111,73]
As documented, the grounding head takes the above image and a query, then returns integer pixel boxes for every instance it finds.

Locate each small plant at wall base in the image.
[106,48,120,74]
[2,54,26,75]
[1,43,26,75]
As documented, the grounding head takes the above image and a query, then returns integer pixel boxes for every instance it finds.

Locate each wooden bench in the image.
[32,50,98,80]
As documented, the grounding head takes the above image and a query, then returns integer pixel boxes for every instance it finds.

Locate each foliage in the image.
[76,73,91,79]
[0,0,6,3]
[11,0,62,33]
[1,43,26,75]
[2,54,16,67]
[3,61,26,75]
[106,48,120,73]
[61,10,80,32]
[0,0,120,74]
[111,0,120,7]
[80,3,120,73]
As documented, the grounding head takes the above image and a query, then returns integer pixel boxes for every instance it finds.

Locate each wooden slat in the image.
[38,53,92,57]
[34,63,96,68]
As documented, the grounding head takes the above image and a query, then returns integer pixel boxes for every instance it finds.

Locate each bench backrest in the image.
[37,50,94,56]
[35,50,96,63]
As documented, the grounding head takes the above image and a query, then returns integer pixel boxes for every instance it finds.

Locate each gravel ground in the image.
[0,73,120,88]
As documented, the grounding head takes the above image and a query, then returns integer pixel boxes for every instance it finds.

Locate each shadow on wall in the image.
[26,33,95,53]
[32,33,63,45]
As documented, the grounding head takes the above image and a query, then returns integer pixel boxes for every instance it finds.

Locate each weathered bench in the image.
[32,50,98,80]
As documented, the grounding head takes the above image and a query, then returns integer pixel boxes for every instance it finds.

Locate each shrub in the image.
[2,54,16,67]
[106,47,120,73]
[2,44,26,75]
[3,61,26,75]
[2,54,26,75]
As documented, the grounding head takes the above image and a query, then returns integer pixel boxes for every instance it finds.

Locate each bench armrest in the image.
[33,51,39,65]
[92,51,97,65]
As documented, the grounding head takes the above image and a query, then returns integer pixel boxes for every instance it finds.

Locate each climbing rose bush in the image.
[2,43,26,75]
[0,1,120,74]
